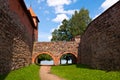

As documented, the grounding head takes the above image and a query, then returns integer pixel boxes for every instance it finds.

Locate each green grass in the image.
[0,64,40,80]
[51,64,120,80]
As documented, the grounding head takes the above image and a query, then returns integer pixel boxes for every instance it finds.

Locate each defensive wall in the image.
[79,1,120,71]
[0,0,37,74]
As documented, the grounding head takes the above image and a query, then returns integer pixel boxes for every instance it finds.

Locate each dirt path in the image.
[40,66,65,80]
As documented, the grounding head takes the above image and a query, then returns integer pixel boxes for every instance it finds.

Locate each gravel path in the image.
[40,66,65,80]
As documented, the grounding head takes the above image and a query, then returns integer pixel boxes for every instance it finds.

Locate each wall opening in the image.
[60,53,77,65]
[34,53,54,65]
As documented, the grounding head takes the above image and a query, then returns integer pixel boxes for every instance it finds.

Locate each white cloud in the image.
[52,14,69,23]
[55,6,77,15]
[101,0,119,10]
[55,5,64,13]
[48,35,52,41]
[93,0,119,20]
[47,0,78,23]
[47,0,77,15]
[47,0,72,6]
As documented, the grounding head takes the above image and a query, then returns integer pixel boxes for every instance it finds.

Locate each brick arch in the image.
[33,41,79,65]
[58,52,78,64]
[32,52,55,64]
[58,52,77,59]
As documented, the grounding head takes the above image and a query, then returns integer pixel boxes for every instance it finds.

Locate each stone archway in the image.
[33,41,79,65]
[58,52,78,64]
[32,52,55,65]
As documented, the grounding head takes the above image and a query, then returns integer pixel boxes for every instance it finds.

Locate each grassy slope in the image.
[0,64,40,80]
[51,64,120,80]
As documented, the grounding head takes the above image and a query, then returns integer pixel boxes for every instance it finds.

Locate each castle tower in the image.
[28,7,40,42]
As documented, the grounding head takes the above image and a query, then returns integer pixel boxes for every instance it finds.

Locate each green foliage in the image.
[38,54,52,61]
[51,64,120,80]
[51,19,72,41]
[69,8,91,36]
[51,8,91,41]
[0,64,40,80]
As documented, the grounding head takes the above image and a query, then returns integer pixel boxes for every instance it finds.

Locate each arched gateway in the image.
[32,41,79,65]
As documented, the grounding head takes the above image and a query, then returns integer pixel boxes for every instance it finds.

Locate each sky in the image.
[24,0,119,42]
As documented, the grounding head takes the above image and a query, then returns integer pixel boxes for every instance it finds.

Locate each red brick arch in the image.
[32,41,79,65]
[58,52,78,63]
[32,52,55,64]
[32,51,78,65]
[58,52,78,60]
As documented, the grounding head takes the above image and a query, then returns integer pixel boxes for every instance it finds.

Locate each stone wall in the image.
[79,1,120,71]
[33,41,78,56]
[32,41,79,65]
[0,0,33,74]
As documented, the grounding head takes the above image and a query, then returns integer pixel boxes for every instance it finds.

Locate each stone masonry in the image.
[79,1,120,71]
[32,41,79,65]
[0,0,34,74]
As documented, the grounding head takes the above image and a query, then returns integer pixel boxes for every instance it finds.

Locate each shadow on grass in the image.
[59,64,74,66]
[76,64,92,69]
[0,74,8,80]
[76,64,106,71]
[76,64,120,73]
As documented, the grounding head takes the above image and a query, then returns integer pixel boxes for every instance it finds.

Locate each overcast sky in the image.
[24,0,119,42]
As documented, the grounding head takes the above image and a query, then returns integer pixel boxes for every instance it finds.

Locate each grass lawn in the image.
[0,64,40,80]
[51,64,120,80]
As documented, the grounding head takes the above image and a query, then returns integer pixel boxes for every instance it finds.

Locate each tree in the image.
[51,19,72,41]
[51,29,58,41]
[61,54,71,64]
[51,8,91,41]
[69,8,91,36]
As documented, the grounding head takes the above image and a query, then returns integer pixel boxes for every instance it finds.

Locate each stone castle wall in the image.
[0,0,33,74]
[79,1,120,70]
